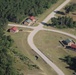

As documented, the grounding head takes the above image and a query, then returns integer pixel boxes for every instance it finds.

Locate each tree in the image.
[0,0,58,23]
[61,56,76,72]
[65,3,76,13]
[51,16,76,28]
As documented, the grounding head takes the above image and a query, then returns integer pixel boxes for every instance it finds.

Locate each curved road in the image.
[43,28,76,39]
[27,0,70,75]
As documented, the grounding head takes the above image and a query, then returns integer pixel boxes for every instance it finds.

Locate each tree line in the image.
[0,19,21,75]
[0,0,58,23]
[65,3,76,13]
[51,16,76,28]
[60,55,76,72]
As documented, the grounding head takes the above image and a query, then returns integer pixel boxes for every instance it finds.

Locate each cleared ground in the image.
[34,30,76,75]
[6,27,57,75]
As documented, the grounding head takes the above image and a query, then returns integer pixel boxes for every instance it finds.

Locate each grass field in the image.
[6,27,57,75]
[34,30,76,75]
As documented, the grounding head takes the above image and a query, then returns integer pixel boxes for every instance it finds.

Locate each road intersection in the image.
[28,0,70,75]
[8,0,72,75]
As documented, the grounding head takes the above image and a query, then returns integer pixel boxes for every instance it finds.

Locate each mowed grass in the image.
[44,25,76,36]
[6,27,57,75]
[70,0,76,3]
[34,30,76,75]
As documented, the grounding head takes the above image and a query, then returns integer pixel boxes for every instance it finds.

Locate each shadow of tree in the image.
[54,11,65,15]
[72,13,76,15]
[41,22,51,26]
[59,56,76,72]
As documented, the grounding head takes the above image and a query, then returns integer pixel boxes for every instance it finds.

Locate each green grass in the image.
[59,28,76,35]
[34,30,76,75]
[6,27,57,75]
[44,25,76,36]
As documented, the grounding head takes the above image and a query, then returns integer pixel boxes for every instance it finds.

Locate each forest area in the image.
[51,16,76,28]
[0,0,58,23]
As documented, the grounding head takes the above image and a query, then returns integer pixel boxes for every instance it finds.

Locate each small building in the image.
[60,39,76,50]
[23,16,36,25]
[10,26,19,33]
[29,16,36,22]
[70,44,76,49]
[24,19,32,25]
[23,18,32,25]
[62,39,73,46]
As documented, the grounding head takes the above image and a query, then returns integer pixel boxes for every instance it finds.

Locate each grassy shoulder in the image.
[34,30,76,75]
[45,26,76,36]
[6,27,57,75]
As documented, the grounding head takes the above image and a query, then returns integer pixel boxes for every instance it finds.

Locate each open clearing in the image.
[34,30,76,75]
[6,27,57,75]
